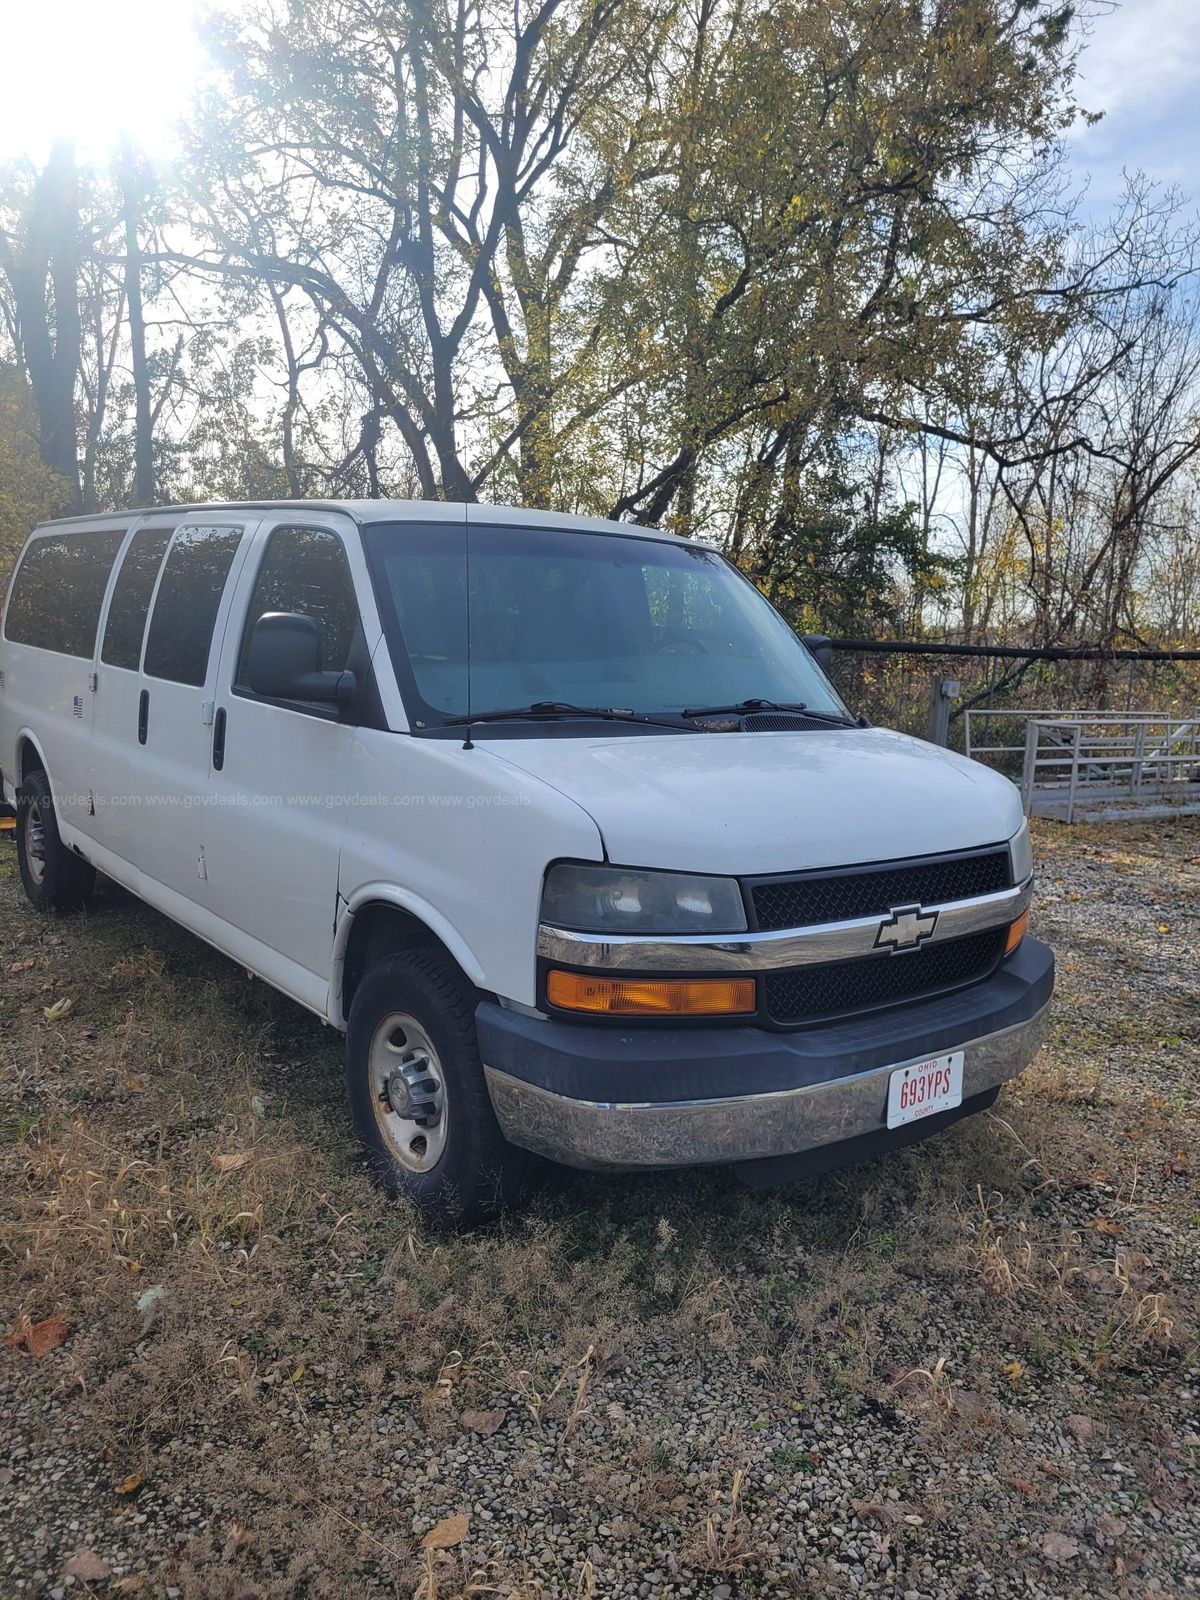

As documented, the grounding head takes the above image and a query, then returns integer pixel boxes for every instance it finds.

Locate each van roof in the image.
[33,499,683,544]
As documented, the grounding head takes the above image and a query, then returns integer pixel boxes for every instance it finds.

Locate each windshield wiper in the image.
[444,701,697,732]
[680,698,856,726]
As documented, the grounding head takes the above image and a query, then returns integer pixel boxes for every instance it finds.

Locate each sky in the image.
[0,0,240,165]
[1067,0,1200,210]
[0,0,1195,208]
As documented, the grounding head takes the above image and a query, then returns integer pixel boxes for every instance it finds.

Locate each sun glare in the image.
[0,0,236,165]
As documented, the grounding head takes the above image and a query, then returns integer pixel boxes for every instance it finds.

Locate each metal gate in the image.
[964,709,1200,822]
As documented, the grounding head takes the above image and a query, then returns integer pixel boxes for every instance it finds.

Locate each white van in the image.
[0,502,1052,1220]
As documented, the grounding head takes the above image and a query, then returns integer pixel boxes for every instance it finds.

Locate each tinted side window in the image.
[101,526,173,669]
[235,526,360,687]
[4,529,125,656]
[144,525,243,686]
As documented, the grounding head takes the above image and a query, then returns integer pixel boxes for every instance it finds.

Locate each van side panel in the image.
[126,519,256,900]
[337,729,605,1012]
[1,527,125,835]
[88,520,178,864]
[79,828,330,1016]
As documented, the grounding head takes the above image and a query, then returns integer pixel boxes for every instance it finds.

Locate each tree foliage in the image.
[0,0,1197,652]
[0,364,73,572]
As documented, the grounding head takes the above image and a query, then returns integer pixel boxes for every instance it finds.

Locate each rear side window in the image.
[4,529,125,657]
[144,525,243,686]
[235,525,360,688]
[101,526,173,669]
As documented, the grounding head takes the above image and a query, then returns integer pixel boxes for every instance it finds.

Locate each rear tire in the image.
[15,769,96,912]
[345,949,528,1226]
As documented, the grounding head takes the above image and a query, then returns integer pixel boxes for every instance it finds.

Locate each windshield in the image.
[363,521,847,728]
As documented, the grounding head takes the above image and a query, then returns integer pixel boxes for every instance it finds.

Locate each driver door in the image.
[201,514,379,1012]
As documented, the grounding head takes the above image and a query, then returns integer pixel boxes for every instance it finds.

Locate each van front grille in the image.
[763,927,1008,1025]
[750,847,1011,932]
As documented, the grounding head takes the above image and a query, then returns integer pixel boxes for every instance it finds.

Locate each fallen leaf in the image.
[5,1314,69,1357]
[460,1408,505,1436]
[1088,1217,1125,1237]
[211,1150,252,1174]
[222,1519,248,1561]
[950,1388,994,1422]
[422,1513,469,1550]
[1003,1360,1026,1385]
[10,958,34,972]
[115,1472,143,1496]
[42,997,74,1022]
[64,1550,112,1581]
[1093,1511,1126,1546]
[290,1363,305,1383]
[1163,1151,1189,1177]
[852,1499,913,1529]
[592,1344,626,1378]
[1005,1478,1037,1496]
[1042,1532,1080,1562]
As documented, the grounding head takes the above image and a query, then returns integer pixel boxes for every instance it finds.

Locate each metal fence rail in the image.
[964,708,1200,821]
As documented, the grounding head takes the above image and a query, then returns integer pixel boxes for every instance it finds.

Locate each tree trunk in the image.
[121,144,154,507]
[11,141,82,506]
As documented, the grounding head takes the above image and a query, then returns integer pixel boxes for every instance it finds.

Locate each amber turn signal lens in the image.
[1005,909,1029,955]
[546,971,756,1016]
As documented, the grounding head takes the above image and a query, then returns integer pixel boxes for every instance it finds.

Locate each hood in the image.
[484,726,1024,875]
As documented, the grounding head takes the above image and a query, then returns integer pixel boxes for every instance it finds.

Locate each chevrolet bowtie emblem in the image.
[874,904,939,953]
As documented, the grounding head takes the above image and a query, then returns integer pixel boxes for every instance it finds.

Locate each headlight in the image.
[541,863,748,934]
[1009,819,1033,885]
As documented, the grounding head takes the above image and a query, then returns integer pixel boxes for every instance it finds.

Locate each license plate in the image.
[886,1050,964,1130]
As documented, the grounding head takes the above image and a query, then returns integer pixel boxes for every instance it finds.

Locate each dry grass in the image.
[1,818,1198,1598]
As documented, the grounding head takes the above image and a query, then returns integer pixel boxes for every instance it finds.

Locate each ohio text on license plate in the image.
[886,1051,964,1130]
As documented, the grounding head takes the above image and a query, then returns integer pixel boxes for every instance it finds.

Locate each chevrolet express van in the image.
[0,502,1053,1220]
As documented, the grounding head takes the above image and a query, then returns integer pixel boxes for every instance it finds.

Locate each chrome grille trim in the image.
[537,877,1032,974]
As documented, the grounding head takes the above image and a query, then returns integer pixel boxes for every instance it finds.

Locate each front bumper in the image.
[477,937,1053,1172]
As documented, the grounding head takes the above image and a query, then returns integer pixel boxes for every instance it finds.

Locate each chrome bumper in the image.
[483,1001,1050,1171]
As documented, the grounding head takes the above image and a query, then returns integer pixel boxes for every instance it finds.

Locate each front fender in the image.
[333,881,489,1001]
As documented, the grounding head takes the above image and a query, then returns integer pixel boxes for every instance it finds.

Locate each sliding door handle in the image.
[137,689,149,745]
[212,706,227,771]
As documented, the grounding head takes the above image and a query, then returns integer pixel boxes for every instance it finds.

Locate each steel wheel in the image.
[367,1011,449,1173]
[24,797,47,887]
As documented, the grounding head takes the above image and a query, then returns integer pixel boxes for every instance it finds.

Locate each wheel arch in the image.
[334,887,487,1028]
[16,730,50,786]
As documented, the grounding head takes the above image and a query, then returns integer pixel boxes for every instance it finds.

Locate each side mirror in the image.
[801,633,834,675]
[244,612,356,713]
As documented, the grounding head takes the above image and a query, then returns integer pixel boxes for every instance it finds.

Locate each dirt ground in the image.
[1,818,1197,1600]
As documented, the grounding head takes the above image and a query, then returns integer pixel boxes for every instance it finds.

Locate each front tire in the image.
[345,950,526,1225]
[15,769,96,912]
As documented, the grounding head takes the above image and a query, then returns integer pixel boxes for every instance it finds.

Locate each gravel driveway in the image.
[1,819,1196,1599]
